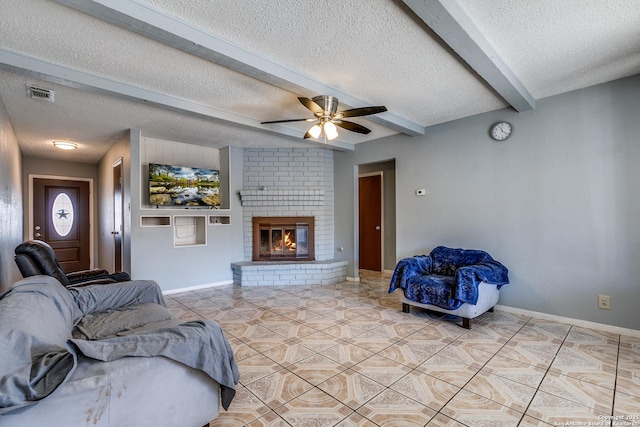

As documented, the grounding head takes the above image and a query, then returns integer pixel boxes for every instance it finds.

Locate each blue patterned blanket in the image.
[388,246,509,310]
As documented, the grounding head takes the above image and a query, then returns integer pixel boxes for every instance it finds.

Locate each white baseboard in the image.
[346,276,360,282]
[162,280,234,295]
[496,304,640,338]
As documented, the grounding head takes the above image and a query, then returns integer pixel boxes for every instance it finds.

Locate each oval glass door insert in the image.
[52,193,74,237]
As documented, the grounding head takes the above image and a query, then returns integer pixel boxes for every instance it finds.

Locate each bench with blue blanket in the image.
[389,246,509,328]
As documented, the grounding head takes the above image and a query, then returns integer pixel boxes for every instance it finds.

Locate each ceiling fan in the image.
[261,95,387,141]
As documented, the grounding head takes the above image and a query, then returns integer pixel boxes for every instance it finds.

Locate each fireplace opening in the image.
[253,217,314,261]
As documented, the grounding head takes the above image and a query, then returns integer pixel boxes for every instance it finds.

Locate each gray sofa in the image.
[0,276,240,427]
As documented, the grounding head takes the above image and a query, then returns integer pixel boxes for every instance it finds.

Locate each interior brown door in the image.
[359,174,382,271]
[113,161,123,272]
[33,178,90,273]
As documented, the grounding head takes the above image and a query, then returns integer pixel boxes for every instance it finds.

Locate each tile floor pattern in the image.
[165,271,640,427]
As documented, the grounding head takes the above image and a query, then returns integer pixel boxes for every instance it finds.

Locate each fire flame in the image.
[284,231,296,251]
[272,230,296,252]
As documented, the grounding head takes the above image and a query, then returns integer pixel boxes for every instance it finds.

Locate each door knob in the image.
[375,226,381,231]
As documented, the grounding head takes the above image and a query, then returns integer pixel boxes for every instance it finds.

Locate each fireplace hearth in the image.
[253,217,315,261]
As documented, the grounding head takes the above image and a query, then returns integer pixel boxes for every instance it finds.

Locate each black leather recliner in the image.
[14,240,130,287]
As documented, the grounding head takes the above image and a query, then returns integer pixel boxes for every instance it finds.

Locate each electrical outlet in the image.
[598,295,611,310]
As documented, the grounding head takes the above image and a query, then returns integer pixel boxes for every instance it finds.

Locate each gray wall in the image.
[333,150,357,278]
[335,74,640,330]
[129,132,245,292]
[0,97,23,291]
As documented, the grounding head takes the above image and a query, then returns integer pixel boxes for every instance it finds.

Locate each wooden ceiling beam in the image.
[402,0,536,112]
[53,0,425,137]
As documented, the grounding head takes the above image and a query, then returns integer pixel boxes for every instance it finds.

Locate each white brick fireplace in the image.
[232,147,346,286]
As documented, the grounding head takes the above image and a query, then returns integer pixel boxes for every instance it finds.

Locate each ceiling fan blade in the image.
[335,120,371,134]
[298,97,324,115]
[261,118,314,124]
[338,106,387,118]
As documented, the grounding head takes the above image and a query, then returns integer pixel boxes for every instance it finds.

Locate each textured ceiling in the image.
[0,0,638,163]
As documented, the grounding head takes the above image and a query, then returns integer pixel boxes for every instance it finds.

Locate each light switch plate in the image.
[416,189,426,196]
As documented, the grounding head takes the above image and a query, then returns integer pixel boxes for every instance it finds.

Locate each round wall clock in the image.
[490,122,512,141]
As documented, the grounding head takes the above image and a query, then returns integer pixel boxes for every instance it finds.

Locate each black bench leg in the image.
[462,317,471,329]
[402,303,410,313]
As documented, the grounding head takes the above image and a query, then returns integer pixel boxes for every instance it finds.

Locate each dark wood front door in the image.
[33,178,91,273]
[359,174,382,271]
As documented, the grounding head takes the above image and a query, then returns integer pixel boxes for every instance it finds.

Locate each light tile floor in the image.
[166,271,640,427]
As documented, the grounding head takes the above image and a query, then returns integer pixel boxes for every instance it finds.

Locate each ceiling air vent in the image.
[26,85,55,102]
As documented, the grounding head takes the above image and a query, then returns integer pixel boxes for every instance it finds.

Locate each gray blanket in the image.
[0,276,240,414]
[69,320,239,410]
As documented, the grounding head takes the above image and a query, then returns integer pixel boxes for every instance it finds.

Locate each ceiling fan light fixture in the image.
[53,141,77,150]
[308,124,322,139]
[323,121,338,140]
[261,95,387,140]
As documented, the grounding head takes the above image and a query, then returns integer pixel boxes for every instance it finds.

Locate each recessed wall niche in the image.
[173,215,206,247]
[140,215,171,227]
[209,215,230,225]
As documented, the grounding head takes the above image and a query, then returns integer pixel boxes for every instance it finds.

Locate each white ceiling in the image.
[1,0,639,163]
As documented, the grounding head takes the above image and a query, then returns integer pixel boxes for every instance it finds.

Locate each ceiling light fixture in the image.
[323,121,338,140]
[308,123,322,139]
[307,119,339,141]
[261,95,387,142]
[53,141,77,150]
